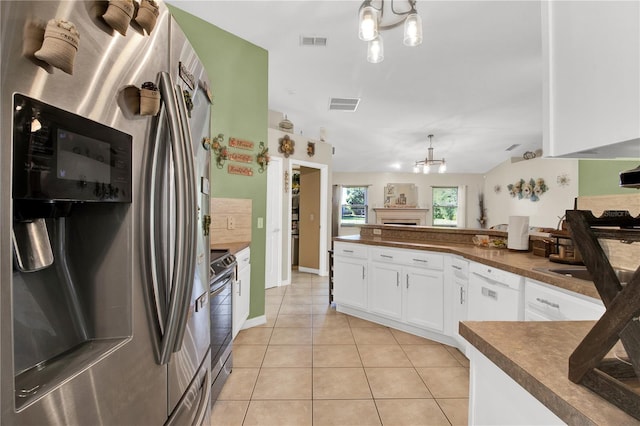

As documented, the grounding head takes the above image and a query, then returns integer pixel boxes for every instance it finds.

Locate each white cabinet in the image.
[542,1,640,158]
[469,346,565,425]
[370,262,402,320]
[450,256,469,349]
[405,265,444,332]
[333,242,368,310]
[233,247,251,338]
[524,278,604,321]
[369,247,445,333]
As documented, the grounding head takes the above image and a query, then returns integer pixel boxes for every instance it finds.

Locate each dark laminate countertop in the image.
[460,321,639,425]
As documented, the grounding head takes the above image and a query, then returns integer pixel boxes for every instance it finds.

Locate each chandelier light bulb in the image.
[359,5,379,41]
[439,161,446,173]
[423,164,430,174]
[403,12,423,46]
[367,34,384,63]
[413,165,420,173]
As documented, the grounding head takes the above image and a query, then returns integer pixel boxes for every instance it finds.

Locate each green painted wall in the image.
[578,160,640,196]
[169,6,268,319]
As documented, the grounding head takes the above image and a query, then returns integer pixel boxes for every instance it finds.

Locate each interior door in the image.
[265,157,283,288]
[298,166,321,271]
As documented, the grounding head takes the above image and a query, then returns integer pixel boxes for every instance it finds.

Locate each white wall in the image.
[332,172,485,235]
[482,157,579,228]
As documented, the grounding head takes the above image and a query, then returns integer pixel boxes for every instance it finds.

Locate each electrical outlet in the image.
[227,216,235,230]
[373,228,382,235]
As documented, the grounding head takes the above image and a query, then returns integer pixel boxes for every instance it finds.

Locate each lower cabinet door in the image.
[334,257,367,309]
[404,266,444,332]
[370,263,403,320]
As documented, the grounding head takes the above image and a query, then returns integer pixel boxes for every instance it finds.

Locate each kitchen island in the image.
[333,224,637,425]
[460,321,638,425]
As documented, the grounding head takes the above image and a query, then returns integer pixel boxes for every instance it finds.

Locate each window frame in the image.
[340,185,368,226]
[432,186,459,227]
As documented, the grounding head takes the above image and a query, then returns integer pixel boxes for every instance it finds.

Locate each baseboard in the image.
[298,266,319,274]
[242,315,266,330]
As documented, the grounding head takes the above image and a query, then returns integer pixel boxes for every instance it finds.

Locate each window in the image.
[341,186,368,225]
[432,187,458,227]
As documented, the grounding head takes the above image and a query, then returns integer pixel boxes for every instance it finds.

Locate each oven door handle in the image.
[210,276,233,297]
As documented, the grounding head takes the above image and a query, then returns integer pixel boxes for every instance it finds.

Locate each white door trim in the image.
[266,156,283,288]
[288,159,329,277]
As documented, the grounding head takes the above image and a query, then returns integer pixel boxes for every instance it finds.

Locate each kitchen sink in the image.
[535,266,636,285]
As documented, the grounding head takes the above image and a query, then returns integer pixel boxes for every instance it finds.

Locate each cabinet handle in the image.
[481,286,497,300]
[460,287,464,304]
[381,254,393,259]
[406,275,409,289]
[412,258,428,263]
[238,279,242,296]
[362,266,365,280]
[452,265,462,270]
[536,297,560,309]
[396,271,400,287]
[343,249,354,253]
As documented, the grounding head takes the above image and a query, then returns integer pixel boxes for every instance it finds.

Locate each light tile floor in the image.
[211,270,469,426]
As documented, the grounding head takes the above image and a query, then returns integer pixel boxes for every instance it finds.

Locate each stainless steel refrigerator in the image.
[1,1,212,424]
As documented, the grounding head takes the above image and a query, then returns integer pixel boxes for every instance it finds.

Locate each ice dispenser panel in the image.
[11,95,133,410]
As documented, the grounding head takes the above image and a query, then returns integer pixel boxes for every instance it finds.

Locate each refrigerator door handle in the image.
[193,368,211,425]
[150,71,189,365]
[171,83,198,353]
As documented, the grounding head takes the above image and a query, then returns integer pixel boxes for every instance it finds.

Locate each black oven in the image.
[209,249,236,405]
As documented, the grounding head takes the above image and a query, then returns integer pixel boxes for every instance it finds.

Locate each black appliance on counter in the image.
[209,249,236,404]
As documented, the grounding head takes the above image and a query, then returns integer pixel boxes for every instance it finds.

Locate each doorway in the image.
[287,159,328,281]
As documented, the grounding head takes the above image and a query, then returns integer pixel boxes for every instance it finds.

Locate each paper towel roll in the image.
[508,216,530,250]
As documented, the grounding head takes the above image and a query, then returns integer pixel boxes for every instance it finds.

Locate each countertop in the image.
[211,241,250,255]
[460,321,639,425]
[334,234,602,300]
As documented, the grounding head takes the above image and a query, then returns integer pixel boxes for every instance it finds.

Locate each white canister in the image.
[507,215,530,250]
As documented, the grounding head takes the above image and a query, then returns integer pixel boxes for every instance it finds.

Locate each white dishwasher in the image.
[468,262,524,321]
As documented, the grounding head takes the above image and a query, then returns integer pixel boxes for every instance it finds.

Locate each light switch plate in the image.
[257,217,264,229]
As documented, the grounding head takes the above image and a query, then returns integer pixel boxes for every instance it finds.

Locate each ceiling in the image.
[169,0,543,174]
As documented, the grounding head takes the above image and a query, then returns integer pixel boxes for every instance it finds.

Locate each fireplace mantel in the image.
[373,208,430,225]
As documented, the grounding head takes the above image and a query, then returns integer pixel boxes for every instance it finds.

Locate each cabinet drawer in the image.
[402,250,443,270]
[525,279,604,321]
[236,247,251,270]
[370,247,402,264]
[334,242,368,259]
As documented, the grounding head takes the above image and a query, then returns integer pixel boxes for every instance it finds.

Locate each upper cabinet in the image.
[542,1,640,158]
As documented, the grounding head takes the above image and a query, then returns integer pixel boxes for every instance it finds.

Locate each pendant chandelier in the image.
[414,134,446,174]
[358,0,423,63]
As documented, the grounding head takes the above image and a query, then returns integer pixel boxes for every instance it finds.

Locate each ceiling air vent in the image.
[329,97,360,112]
[300,36,327,47]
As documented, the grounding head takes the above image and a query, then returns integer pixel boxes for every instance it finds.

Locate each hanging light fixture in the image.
[358,0,422,63]
[414,134,446,174]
